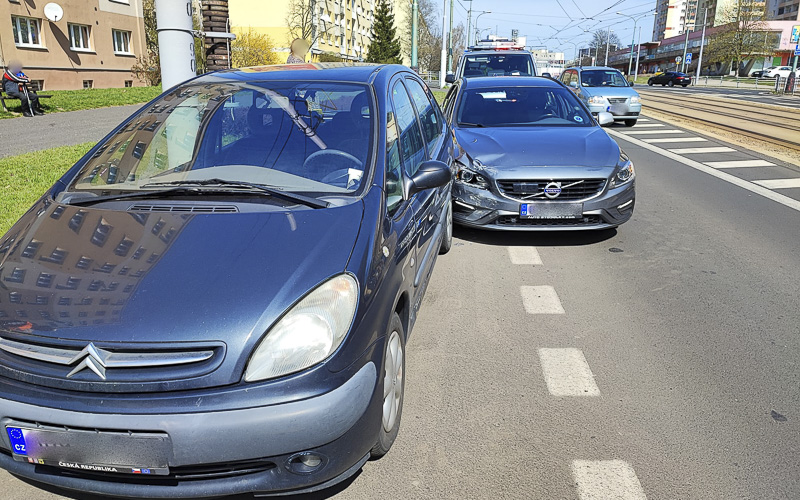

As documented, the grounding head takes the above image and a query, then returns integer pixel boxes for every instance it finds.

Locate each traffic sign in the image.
[792,25,800,44]
[795,44,800,56]
[675,56,682,63]
[685,53,693,64]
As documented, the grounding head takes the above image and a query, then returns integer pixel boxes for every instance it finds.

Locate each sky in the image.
[434,0,659,59]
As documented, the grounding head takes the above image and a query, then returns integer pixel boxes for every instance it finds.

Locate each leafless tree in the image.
[286,0,332,48]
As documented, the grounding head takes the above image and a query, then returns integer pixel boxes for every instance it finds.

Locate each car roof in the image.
[569,66,622,72]
[196,62,398,84]
[464,49,533,55]
[461,76,562,88]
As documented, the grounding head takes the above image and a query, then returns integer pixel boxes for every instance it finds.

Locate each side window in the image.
[385,108,405,215]
[391,81,426,177]
[560,71,571,84]
[442,83,459,119]
[405,78,443,154]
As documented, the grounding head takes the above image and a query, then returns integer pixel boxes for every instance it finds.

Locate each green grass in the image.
[432,90,446,104]
[0,142,93,234]
[1,86,162,119]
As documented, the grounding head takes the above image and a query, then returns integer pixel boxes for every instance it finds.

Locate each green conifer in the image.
[366,0,402,64]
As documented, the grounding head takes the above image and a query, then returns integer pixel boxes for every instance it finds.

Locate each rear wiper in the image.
[142,178,330,209]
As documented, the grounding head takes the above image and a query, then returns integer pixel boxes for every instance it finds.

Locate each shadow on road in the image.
[14,469,362,500]
[454,225,618,247]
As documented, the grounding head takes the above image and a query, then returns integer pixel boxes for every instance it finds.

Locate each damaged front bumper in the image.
[452,180,635,231]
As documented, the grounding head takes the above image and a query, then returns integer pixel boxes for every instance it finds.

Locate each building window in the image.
[112,29,132,54]
[11,16,42,47]
[69,23,91,51]
[124,80,133,87]
[83,80,94,89]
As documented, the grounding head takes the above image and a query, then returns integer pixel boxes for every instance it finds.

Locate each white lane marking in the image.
[538,348,600,396]
[753,178,800,189]
[636,118,650,122]
[642,137,708,143]
[618,129,684,135]
[705,160,776,168]
[608,129,800,213]
[520,286,565,314]
[507,247,543,265]
[628,123,664,128]
[667,147,736,154]
[571,460,647,500]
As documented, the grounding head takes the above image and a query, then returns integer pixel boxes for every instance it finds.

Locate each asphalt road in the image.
[639,84,800,110]
[1,118,798,499]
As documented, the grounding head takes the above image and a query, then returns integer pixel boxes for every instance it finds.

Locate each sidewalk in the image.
[0,104,142,158]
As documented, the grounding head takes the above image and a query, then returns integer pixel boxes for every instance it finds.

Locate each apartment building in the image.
[697,0,767,26]
[766,0,800,20]
[229,0,408,64]
[0,0,146,90]
[653,0,699,40]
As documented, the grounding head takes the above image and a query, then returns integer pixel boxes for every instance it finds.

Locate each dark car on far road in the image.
[441,76,635,231]
[0,63,454,497]
[647,71,692,87]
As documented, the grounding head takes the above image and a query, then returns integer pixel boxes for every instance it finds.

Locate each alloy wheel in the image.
[382,330,404,432]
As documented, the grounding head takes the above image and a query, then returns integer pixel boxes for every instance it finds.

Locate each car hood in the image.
[0,199,363,386]
[456,126,620,178]
[581,86,639,98]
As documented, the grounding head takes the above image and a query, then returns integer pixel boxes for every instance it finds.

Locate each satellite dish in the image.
[43,3,64,22]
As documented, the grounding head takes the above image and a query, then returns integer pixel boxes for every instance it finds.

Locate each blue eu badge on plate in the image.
[7,427,27,456]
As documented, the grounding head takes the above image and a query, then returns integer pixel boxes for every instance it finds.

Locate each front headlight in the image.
[244,274,358,382]
[455,160,490,189]
[587,96,605,104]
[630,96,640,104]
[611,154,635,188]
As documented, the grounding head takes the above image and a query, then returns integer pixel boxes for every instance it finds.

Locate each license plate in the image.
[6,425,171,475]
[520,203,583,219]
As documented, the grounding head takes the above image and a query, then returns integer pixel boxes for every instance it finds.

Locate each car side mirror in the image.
[445,73,455,84]
[569,81,578,89]
[542,72,552,78]
[597,112,614,127]
[628,80,635,87]
[407,160,452,196]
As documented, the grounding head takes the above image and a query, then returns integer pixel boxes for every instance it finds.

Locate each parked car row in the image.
[0,61,634,499]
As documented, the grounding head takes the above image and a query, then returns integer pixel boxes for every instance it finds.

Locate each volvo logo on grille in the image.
[66,343,111,380]
[543,182,562,199]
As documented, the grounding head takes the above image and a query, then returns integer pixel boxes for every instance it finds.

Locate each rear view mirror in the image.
[445,73,455,84]
[569,81,578,89]
[407,160,452,196]
[597,112,614,127]
[542,72,552,78]
[628,80,635,87]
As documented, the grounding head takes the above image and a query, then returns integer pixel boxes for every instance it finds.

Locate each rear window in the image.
[457,86,592,128]
[462,54,534,78]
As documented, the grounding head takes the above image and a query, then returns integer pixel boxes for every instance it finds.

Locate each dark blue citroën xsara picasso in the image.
[0,64,454,497]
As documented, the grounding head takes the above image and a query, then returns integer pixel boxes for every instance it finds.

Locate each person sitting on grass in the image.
[2,62,43,117]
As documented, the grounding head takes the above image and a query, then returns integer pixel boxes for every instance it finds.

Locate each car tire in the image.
[647,80,653,86]
[439,200,453,255]
[668,81,674,87]
[624,119,637,127]
[371,313,405,459]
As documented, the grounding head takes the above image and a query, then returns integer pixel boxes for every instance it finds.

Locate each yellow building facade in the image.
[229,0,408,64]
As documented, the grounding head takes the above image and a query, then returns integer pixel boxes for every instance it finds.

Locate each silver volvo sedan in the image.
[441,76,635,231]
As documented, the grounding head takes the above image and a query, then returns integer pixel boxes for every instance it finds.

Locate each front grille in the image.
[607,98,627,104]
[497,215,603,226]
[128,204,238,213]
[0,335,224,392]
[497,179,606,201]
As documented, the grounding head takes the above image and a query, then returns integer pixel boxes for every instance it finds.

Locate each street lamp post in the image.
[634,27,642,80]
[604,29,613,66]
[617,11,654,76]
[473,11,491,44]
[411,0,419,69]
[695,8,708,85]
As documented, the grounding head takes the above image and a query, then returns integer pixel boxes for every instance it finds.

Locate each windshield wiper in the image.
[142,178,330,209]
[459,122,486,128]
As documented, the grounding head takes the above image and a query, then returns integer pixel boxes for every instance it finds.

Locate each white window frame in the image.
[12,16,43,48]
[112,29,132,55]
[68,23,92,51]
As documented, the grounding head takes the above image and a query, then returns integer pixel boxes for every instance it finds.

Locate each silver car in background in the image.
[560,66,641,127]
[440,76,635,231]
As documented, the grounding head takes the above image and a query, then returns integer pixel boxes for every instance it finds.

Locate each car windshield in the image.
[462,54,534,77]
[66,81,374,195]
[457,86,592,127]
[581,70,629,87]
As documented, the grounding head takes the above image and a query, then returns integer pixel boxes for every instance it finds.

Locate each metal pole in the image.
[634,26,642,81]
[467,3,472,46]
[441,0,448,86]
[628,22,636,76]
[448,0,454,72]
[695,8,707,85]
[411,0,419,68]
[155,0,195,89]
[681,25,690,72]
[605,29,611,66]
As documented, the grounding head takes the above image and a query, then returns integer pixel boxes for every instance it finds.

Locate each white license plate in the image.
[520,203,583,219]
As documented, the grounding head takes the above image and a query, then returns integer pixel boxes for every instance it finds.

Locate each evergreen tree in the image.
[367,0,402,64]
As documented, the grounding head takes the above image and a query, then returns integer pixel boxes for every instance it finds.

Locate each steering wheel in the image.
[303,149,363,170]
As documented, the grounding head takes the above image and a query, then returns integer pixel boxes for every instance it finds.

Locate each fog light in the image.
[286,452,327,475]
[618,199,633,210]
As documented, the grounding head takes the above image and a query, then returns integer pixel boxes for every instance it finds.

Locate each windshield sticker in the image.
[574,116,583,123]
